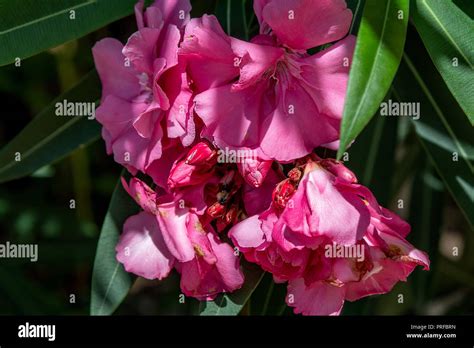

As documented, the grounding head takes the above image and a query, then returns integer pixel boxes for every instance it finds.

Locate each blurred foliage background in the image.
[0,0,473,315]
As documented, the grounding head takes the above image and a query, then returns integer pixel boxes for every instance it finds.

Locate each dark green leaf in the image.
[344,94,398,206]
[408,161,444,313]
[346,0,366,34]
[0,265,62,314]
[90,175,139,315]
[0,0,137,66]
[393,53,474,228]
[0,70,101,183]
[338,0,410,159]
[214,0,247,39]
[412,0,474,124]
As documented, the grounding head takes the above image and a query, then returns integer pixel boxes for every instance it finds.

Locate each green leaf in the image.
[337,0,409,159]
[0,0,137,66]
[0,265,62,314]
[90,175,139,315]
[408,161,444,313]
[393,53,474,228]
[346,0,366,34]
[412,0,474,124]
[0,70,101,183]
[198,261,264,316]
[344,94,398,206]
[214,0,247,39]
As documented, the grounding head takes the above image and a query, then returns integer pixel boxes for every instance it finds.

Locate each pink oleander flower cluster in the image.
[93,0,429,315]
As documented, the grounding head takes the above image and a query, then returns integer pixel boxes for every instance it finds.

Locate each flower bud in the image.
[185,141,217,167]
[272,179,296,211]
[206,202,226,218]
[319,158,357,183]
[238,158,272,187]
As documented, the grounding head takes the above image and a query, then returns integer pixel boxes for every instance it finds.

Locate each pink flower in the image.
[166,141,281,231]
[93,0,194,188]
[115,140,280,299]
[116,177,244,300]
[180,0,356,161]
[229,157,429,315]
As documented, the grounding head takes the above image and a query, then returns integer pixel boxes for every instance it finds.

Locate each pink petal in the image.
[300,35,356,118]
[123,28,161,75]
[156,24,181,71]
[378,230,430,271]
[262,0,352,50]
[110,125,149,171]
[116,212,174,280]
[259,80,340,161]
[287,279,345,315]
[178,232,243,300]
[179,258,216,300]
[300,168,370,245]
[229,215,266,250]
[95,94,155,171]
[132,100,164,139]
[155,201,195,262]
[186,214,217,265]
[151,0,191,29]
[374,207,411,238]
[92,38,140,101]
[196,82,267,149]
[253,0,269,26]
[243,168,283,216]
[145,139,184,189]
[230,37,283,90]
[179,15,239,92]
[238,157,272,188]
[344,259,408,301]
[122,177,157,214]
[160,61,195,146]
[208,233,244,291]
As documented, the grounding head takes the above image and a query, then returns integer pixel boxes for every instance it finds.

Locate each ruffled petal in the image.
[262,0,352,50]
[122,177,157,214]
[179,15,239,92]
[299,35,356,118]
[281,167,370,245]
[150,0,191,29]
[287,278,345,315]
[230,37,284,90]
[92,38,140,101]
[229,215,266,250]
[259,80,340,161]
[208,233,244,292]
[123,28,161,75]
[116,212,174,280]
[155,201,195,262]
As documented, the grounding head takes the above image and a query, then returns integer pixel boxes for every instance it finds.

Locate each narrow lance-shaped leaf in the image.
[90,175,139,316]
[198,261,264,316]
[408,161,444,312]
[344,97,398,206]
[214,0,247,38]
[412,0,474,124]
[337,0,409,159]
[0,0,137,66]
[393,53,474,228]
[0,70,101,183]
[346,0,366,35]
